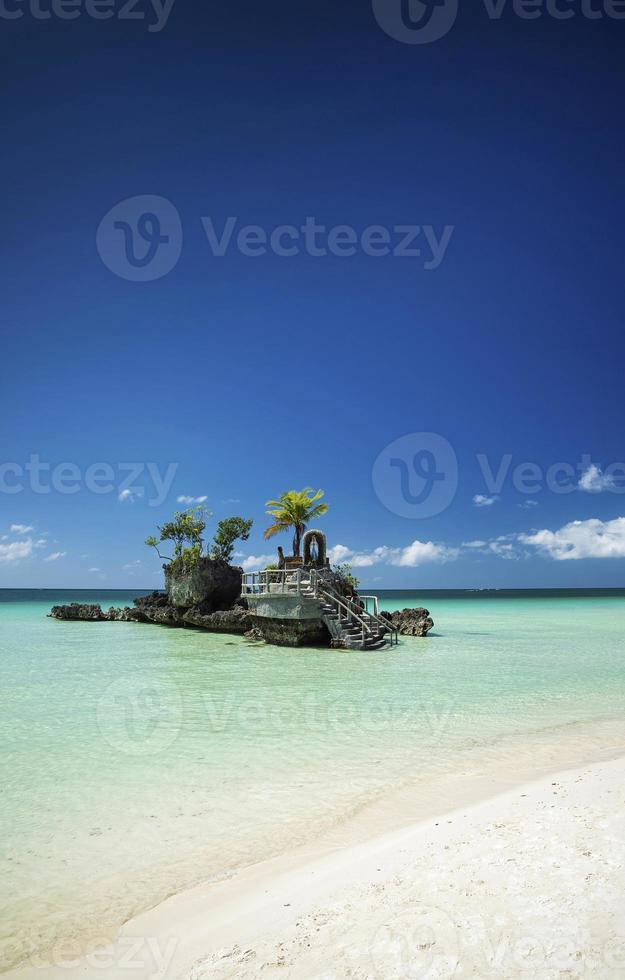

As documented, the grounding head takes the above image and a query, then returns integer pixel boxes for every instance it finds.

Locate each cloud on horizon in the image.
[520,517,625,560]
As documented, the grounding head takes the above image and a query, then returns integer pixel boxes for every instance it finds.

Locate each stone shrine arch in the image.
[302,529,328,568]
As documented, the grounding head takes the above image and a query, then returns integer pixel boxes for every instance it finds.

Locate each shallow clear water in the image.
[1,589,625,970]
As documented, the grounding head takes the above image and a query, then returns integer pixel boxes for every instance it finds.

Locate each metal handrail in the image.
[311,571,398,647]
[316,586,374,646]
[241,568,398,647]
[349,598,398,646]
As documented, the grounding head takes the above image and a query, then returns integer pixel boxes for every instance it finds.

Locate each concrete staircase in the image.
[300,581,395,651]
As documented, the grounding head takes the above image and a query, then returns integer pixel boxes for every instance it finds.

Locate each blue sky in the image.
[1,0,625,589]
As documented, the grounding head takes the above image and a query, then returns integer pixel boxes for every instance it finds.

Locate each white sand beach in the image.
[12,754,625,980]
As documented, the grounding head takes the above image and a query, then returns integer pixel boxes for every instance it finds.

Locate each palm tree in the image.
[264,488,329,558]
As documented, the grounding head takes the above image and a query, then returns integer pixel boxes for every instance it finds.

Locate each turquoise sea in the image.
[2,588,625,971]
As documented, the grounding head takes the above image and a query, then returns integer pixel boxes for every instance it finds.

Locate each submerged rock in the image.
[381,607,434,637]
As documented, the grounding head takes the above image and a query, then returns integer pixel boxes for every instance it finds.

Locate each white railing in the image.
[240,569,398,646]
[241,568,312,596]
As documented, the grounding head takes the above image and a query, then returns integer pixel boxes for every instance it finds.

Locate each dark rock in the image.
[140,604,185,627]
[381,607,434,637]
[182,605,254,633]
[106,606,146,622]
[244,627,265,642]
[49,604,106,621]
[165,558,243,611]
[49,588,253,636]
[251,616,331,648]
[133,591,169,609]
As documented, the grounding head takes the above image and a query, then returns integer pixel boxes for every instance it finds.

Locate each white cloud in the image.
[123,560,143,570]
[487,538,522,561]
[520,517,625,561]
[0,539,34,563]
[473,494,499,508]
[10,523,33,534]
[118,488,144,503]
[44,552,66,562]
[461,534,526,561]
[518,499,539,510]
[240,554,275,571]
[88,567,101,573]
[578,464,615,493]
[35,539,47,548]
[348,547,392,568]
[177,495,208,505]
[390,541,459,567]
[327,541,459,569]
[327,544,353,564]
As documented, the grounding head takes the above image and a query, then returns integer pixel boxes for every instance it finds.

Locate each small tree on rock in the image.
[210,517,254,563]
[145,506,210,567]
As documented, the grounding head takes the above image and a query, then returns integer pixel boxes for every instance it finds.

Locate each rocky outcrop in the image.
[106,606,146,622]
[183,605,254,633]
[381,607,434,637]
[251,616,331,648]
[133,591,170,609]
[49,603,108,621]
[49,594,251,635]
[165,558,242,611]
